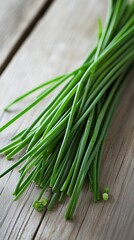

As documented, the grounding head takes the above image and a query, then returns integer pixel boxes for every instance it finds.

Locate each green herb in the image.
[0,0,134,220]
[104,187,110,194]
[103,193,109,201]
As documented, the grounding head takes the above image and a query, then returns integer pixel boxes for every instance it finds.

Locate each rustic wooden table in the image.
[0,0,134,239]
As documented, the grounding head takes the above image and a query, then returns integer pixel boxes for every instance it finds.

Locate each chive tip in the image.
[104,186,109,194]
[102,193,109,201]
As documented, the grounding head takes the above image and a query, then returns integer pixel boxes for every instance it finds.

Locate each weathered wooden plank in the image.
[0,0,107,239]
[33,71,134,240]
[0,0,52,72]
[0,0,134,239]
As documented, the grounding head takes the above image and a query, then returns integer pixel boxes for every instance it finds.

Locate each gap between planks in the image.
[0,0,134,239]
[0,0,54,75]
[0,0,106,238]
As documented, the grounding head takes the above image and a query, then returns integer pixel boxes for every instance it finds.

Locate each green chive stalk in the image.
[0,0,134,219]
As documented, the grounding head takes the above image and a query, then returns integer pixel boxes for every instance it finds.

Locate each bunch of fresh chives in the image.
[0,0,134,219]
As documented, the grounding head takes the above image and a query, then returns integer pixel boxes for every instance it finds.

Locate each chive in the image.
[0,0,133,219]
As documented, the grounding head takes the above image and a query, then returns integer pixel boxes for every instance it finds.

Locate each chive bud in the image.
[103,187,109,194]
[41,198,49,206]
[103,193,109,201]
[33,200,44,212]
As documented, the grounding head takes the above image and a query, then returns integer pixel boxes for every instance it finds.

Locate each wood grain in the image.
[0,0,53,72]
[33,72,134,240]
[0,0,134,239]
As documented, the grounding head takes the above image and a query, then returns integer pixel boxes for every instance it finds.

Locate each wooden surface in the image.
[0,0,52,72]
[0,0,134,239]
